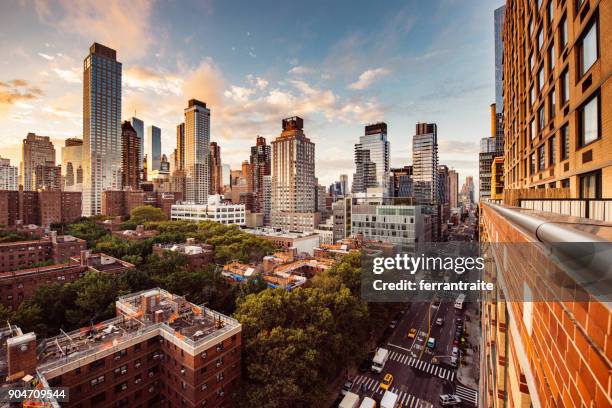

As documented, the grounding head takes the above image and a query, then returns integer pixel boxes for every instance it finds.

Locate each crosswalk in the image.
[388,350,456,381]
[455,384,478,406]
[352,375,424,408]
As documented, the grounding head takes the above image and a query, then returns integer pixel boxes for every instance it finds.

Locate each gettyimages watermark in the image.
[360,242,612,303]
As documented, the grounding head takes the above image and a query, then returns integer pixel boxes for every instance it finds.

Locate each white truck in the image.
[339,391,360,408]
[380,390,399,408]
[371,347,389,373]
[358,397,376,408]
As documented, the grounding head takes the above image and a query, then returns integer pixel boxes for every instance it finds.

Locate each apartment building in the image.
[0,232,86,272]
[171,195,246,226]
[0,190,82,227]
[3,288,241,407]
[152,239,214,271]
[502,0,611,198]
[101,190,183,219]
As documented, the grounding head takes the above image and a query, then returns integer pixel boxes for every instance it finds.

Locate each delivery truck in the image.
[371,347,389,373]
[339,391,360,408]
[380,390,398,408]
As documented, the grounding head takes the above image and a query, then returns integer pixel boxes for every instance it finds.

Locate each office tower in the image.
[390,166,413,198]
[33,161,61,191]
[146,125,161,172]
[493,5,506,154]
[184,99,210,204]
[82,43,122,216]
[0,157,18,190]
[479,108,497,202]
[412,123,439,204]
[352,122,390,193]
[250,136,271,213]
[61,138,83,190]
[263,174,272,225]
[502,0,610,198]
[209,142,222,195]
[121,121,140,190]
[19,133,56,191]
[175,123,185,172]
[437,165,450,226]
[130,117,144,170]
[448,169,459,208]
[339,174,349,196]
[270,116,319,231]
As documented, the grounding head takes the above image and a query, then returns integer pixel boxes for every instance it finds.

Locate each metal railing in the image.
[519,198,612,222]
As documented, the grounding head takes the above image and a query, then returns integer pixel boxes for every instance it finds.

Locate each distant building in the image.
[0,190,82,227]
[209,142,222,195]
[153,238,214,271]
[413,123,439,205]
[20,133,56,191]
[171,195,246,225]
[184,100,210,204]
[146,125,161,172]
[0,157,18,191]
[243,227,320,255]
[101,190,182,219]
[390,166,413,198]
[491,156,504,200]
[448,169,459,208]
[250,136,271,214]
[130,117,144,173]
[61,138,83,191]
[121,121,141,190]
[352,123,390,194]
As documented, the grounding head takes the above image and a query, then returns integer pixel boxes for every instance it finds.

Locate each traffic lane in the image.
[388,302,430,349]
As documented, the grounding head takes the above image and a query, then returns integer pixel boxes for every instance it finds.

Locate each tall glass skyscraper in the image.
[184,99,210,204]
[412,123,439,205]
[82,43,122,216]
[130,117,144,170]
[352,122,390,193]
[493,5,506,154]
[146,125,162,172]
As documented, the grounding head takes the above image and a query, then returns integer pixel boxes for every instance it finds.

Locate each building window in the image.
[560,126,570,160]
[530,153,536,175]
[528,19,533,36]
[579,170,601,199]
[560,178,570,188]
[538,145,546,171]
[537,28,544,51]
[549,135,556,165]
[538,105,545,130]
[538,67,545,91]
[579,19,598,76]
[560,16,568,48]
[547,1,553,24]
[530,119,536,140]
[560,70,569,104]
[548,44,555,73]
[530,86,535,105]
[529,53,534,72]
[549,89,556,119]
[578,94,599,146]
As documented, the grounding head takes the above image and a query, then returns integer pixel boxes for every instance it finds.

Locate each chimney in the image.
[6,333,37,382]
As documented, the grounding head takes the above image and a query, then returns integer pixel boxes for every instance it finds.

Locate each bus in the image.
[454,293,466,310]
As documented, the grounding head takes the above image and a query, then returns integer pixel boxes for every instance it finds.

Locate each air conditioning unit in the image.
[180,369,186,375]
[216,361,222,368]
[218,391,224,398]
[148,372,154,378]
[135,379,142,384]
[121,369,127,375]
[148,387,155,393]
[121,384,128,390]
[201,352,207,358]
[135,363,141,368]
[114,355,121,360]
[201,384,207,391]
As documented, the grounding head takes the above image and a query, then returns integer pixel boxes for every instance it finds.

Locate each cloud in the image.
[0,80,44,108]
[224,86,255,102]
[438,139,478,155]
[124,66,182,96]
[288,66,312,75]
[53,67,81,84]
[348,67,391,90]
[246,75,268,90]
[37,52,54,60]
[33,0,155,60]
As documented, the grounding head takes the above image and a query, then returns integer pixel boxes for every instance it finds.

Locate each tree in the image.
[129,205,166,225]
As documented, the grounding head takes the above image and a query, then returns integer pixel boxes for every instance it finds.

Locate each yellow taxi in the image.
[379,373,394,391]
[407,328,417,339]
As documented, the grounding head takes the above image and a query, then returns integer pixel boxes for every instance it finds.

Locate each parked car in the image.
[407,328,417,339]
[389,320,398,329]
[439,394,462,406]
[341,379,354,396]
[435,317,444,326]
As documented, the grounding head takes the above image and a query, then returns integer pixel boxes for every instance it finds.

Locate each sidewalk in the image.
[456,303,480,389]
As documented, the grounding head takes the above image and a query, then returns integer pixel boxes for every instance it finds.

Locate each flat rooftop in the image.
[242,227,318,239]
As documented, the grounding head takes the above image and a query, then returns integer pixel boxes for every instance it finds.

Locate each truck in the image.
[380,390,399,408]
[371,347,389,373]
[339,392,360,408]
[358,397,376,408]
[454,293,466,310]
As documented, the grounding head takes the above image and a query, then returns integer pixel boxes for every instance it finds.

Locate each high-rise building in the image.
[175,122,185,172]
[61,138,83,191]
[270,116,320,231]
[352,123,390,193]
[339,174,349,196]
[20,133,55,191]
[390,166,413,198]
[130,117,144,171]
[146,125,161,172]
[121,121,140,190]
[209,142,222,195]
[34,161,61,191]
[448,169,459,208]
[82,43,122,216]
[502,0,611,198]
[0,157,18,191]
[493,5,506,154]
[262,174,272,225]
[249,136,271,213]
[412,123,439,205]
[184,99,210,204]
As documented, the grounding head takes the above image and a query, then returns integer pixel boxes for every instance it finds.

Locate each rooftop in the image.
[242,227,318,239]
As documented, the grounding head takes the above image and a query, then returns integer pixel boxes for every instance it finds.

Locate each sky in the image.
[0,0,504,188]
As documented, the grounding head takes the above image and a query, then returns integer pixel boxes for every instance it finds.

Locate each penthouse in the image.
[3,288,241,407]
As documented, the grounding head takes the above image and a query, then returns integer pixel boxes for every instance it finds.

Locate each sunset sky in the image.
[0,0,503,186]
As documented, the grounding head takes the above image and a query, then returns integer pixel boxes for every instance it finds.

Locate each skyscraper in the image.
[82,43,122,216]
[175,123,185,172]
[448,169,459,209]
[183,99,210,204]
[390,166,413,198]
[249,136,271,213]
[20,133,56,191]
[121,121,140,190]
[130,117,144,171]
[412,123,439,204]
[146,125,161,172]
[0,157,18,191]
[209,142,222,195]
[352,122,390,193]
[270,116,319,231]
[34,162,61,191]
[493,5,506,154]
[61,138,83,191]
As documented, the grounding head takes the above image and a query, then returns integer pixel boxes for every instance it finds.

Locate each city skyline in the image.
[0,0,504,188]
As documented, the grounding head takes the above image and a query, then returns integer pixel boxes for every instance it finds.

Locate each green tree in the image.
[129,205,166,225]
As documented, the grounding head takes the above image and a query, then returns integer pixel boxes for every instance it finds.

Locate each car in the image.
[439,394,462,406]
[450,356,458,367]
[455,317,463,326]
[451,346,459,358]
[389,320,397,329]
[426,337,436,349]
[435,317,444,326]
[379,373,393,391]
[341,379,354,395]
[407,328,417,339]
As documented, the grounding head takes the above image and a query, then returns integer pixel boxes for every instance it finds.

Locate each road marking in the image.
[387,342,412,353]
[455,384,478,406]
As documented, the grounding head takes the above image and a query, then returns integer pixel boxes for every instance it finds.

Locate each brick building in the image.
[0,232,86,272]
[101,190,182,219]
[0,189,82,227]
[152,239,214,271]
[3,288,241,407]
